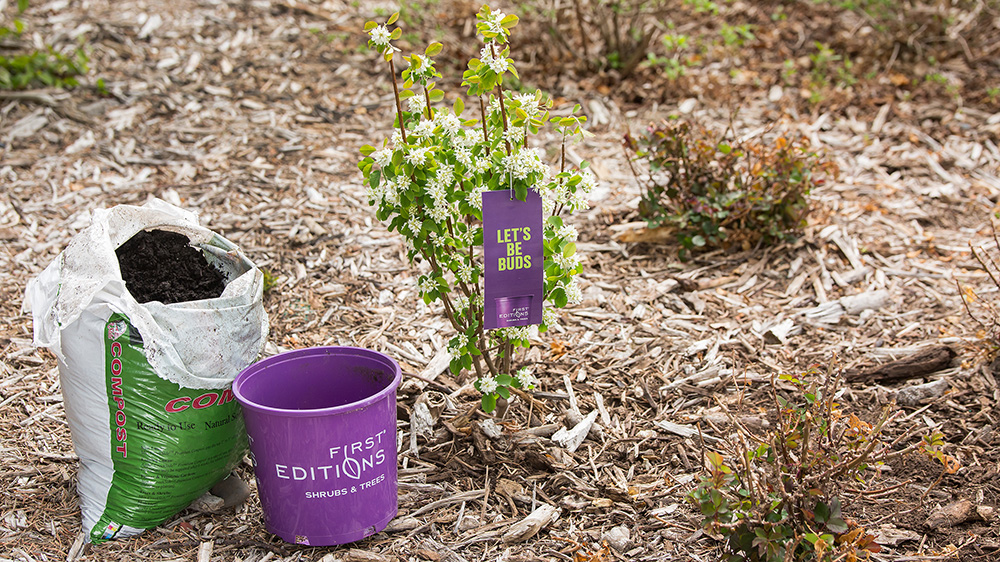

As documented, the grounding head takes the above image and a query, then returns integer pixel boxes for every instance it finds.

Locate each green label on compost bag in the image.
[91,313,248,543]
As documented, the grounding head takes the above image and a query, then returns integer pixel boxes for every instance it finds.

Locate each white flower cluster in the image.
[513,92,540,118]
[456,226,476,247]
[566,191,590,212]
[426,164,453,202]
[406,215,422,236]
[466,183,487,210]
[548,177,590,212]
[495,325,532,341]
[408,54,433,78]
[368,24,391,48]
[479,45,509,75]
[552,252,579,272]
[472,155,492,175]
[372,146,392,167]
[556,224,579,241]
[485,10,506,35]
[541,194,556,215]
[456,261,473,283]
[578,170,598,194]
[487,97,503,117]
[501,147,546,182]
[454,144,473,168]
[405,146,432,166]
[453,294,470,312]
[429,199,451,222]
[411,119,435,139]
[449,333,469,358]
[418,275,436,294]
[562,280,583,305]
[369,175,405,206]
[515,367,537,389]
[542,307,558,328]
[407,94,426,115]
[502,126,524,146]
[477,375,498,395]
[435,112,462,137]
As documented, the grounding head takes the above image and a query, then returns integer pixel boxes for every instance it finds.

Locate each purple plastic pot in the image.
[232,347,401,546]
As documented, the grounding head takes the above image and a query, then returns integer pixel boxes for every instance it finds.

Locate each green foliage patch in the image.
[689,370,960,561]
[1,0,89,90]
[624,119,836,258]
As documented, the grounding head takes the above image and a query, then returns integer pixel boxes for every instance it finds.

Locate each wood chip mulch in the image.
[2,1,1000,561]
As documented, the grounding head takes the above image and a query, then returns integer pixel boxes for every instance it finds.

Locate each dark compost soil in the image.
[116,229,226,304]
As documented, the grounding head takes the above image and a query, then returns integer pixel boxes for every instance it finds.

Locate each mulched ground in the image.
[2,0,1000,561]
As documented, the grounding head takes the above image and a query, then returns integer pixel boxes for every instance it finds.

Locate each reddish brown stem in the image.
[490,42,512,156]
[388,57,407,145]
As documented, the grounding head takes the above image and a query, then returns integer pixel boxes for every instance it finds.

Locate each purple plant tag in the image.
[483,189,543,329]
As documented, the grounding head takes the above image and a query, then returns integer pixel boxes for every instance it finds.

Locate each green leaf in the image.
[428,89,444,102]
[386,12,399,25]
[515,183,527,202]
[364,21,377,31]
[390,27,402,40]
[360,144,376,156]
[500,14,519,28]
[562,242,576,257]
[425,42,443,57]
[497,386,510,399]
[453,96,465,116]
[815,501,830,523]
[691,234,706,247]
[496,374,513,386]
[824,516,848,534]
[552,287,568,308]
[481,393,498,413]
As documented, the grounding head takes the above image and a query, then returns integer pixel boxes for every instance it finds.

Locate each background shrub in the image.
[624,119,836,257]
[690,370,959,561]
[1,0,90,90]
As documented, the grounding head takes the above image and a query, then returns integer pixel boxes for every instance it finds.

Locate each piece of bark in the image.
[415,539,470,562]
[925,499,975,529]
[894,378,949,406]
[873,525,921,546]
[209,473,251,509]
[502,503,560,543]
[846,345,956,384]
[602,525,632,552]
[552,410,598,453]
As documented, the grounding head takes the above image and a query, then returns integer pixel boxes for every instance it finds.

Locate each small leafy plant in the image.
[624,118,836,258]
[958,220,1000,356]
[1,0,90,90]
[689,370,960,561]
[357,6,594,412]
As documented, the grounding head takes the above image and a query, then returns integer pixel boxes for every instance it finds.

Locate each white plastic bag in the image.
[24,198,268,543]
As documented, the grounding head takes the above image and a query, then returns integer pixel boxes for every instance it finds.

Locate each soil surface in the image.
[116,229,226,304]
[2,1,1000,562]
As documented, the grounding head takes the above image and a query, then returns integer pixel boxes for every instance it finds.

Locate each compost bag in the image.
[24,198,269,543]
